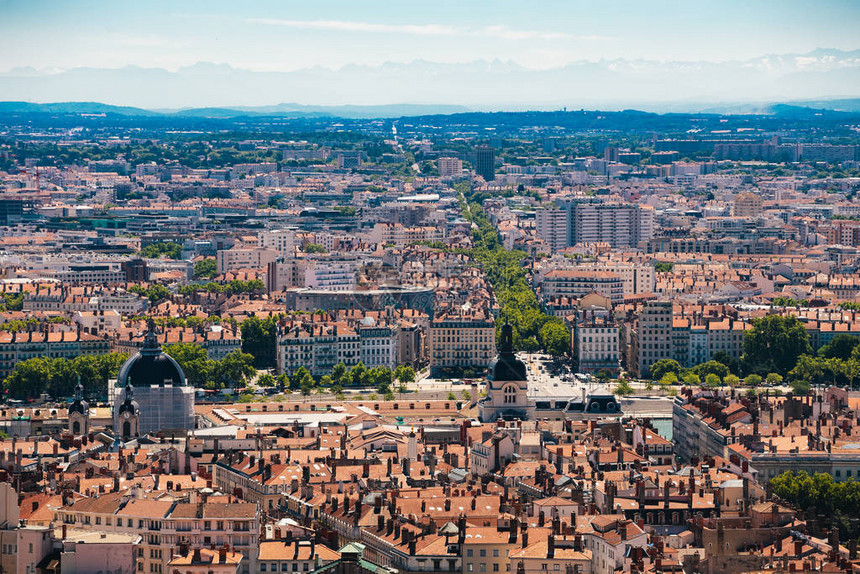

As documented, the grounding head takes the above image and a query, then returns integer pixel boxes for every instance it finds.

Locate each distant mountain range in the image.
[0,101,472,119]
[1,99,859,122]
[0,49,859,111]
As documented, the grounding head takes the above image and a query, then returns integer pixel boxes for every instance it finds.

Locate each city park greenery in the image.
[192,258,217,280]
[139,241,182,260]
[457,181,570,356]
[0,348,261,400]
[770,471,860,540]
[3,353,127,400]
[178,279,265,296]
[646,317,860,395]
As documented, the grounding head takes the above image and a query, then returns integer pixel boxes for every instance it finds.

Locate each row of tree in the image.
[162,343,256,390]
[3,353,127,400]
[646,320,860,395]
[458,182,570,356]
[770,471,860,540]
[178,279,265,296]
[2,344,261,400]
[270,362,416,397]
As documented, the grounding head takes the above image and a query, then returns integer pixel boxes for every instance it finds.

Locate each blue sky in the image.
[1,0,858,72]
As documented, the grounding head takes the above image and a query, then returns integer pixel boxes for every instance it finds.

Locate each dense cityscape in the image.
[2,2,860,574]
[0,101,857,574]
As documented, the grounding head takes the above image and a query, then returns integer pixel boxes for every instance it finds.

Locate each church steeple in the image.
[499,323,515,357]
[486,323,527,382]
[479,323,532,423]
[73,376,83,402]
[68,375,89,436]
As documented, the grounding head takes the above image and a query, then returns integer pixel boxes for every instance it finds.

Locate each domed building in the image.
[113,323,195,437]
[479,324,534,422]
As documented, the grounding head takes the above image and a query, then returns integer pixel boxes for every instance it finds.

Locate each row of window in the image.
[260,562,311,572]
[465,563,508,572]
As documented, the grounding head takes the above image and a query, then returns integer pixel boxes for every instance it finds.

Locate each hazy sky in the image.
[1,0,859,72]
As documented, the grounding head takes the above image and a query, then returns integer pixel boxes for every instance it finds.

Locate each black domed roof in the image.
[487,324,527,382]
[117,325,185,388]
[69,381,89,415]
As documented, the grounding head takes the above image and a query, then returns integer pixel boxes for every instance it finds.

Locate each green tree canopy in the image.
[164,342,214,388]
[744,373,763,387]
[818,334,860,360]
[128,284,171,305]
[349,362,369,387]
[788,354,825,386]
[712,350,740,375]
[742,315,812,375]
[770,471,860,538]
[140,241,182,260]
[256,373,276,387]
[193,258,217,280]
[614,379,634,396]
[539,321,571,356]
[693,360,731,380]
[3,353,127,400]
[240,316,278,369]
[649,359,682,381]
[212,351,256,388]
[394,364,415,384]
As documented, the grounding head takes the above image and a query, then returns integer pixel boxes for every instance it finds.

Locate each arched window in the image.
[72,421,80,435]
[503,384,518,405]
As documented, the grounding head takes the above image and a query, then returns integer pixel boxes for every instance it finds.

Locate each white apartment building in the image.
[536,258,655,297]
[358,321,399,370]
[576,313,620,374]
[535,208,569,253]
[53,265,126,285]
[91,293,150,315]
[540,270,625,303]
[367,223,443,247]
[304,261,356,291]
[73,310,122,334]
[536,202,655,251]
[55,498,260,574]
[574,203,654,248]
[277,323,361,377]
[265,259,307,293]
[603,262,654,295]
[23,291,149,315]
[258,229,300,257]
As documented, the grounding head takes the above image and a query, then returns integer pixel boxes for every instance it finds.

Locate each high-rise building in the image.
[535,208,569,252]
[733,192,763,218]
[535,200,654,251]
[636,301,674,378]
[475,145,495,181]
[437,156,463,177]
[0,199,23,226]
[337,151,362,169]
